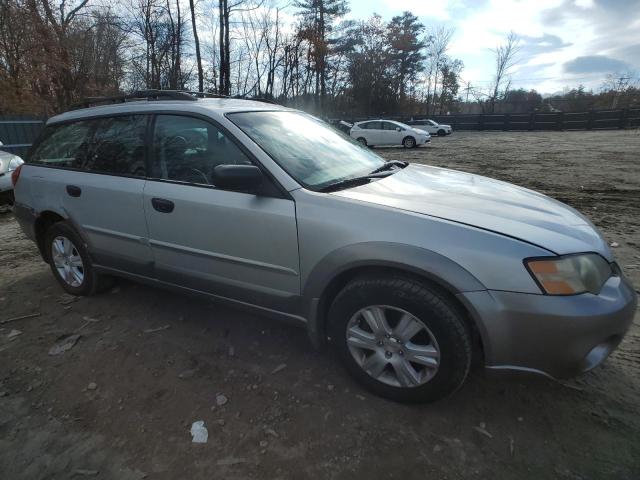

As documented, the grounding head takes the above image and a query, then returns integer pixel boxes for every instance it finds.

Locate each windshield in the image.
[227,111,386,190]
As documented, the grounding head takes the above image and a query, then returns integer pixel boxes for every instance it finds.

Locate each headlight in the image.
[8,157,23,171]
[525,253,612,295]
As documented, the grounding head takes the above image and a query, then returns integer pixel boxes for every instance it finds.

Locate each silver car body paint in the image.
[13,98,637,380]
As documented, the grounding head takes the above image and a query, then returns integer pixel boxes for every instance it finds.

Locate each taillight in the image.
[11,164,23,187]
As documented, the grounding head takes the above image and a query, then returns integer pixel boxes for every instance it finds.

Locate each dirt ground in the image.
[1,130,639,480]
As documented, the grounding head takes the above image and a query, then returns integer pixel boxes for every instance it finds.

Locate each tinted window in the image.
[83,116,148,176]
[30,116,148,177]
[151,115,252,185]
[30,121,93,168]
[382,122,399,130]
[363,121,382,130]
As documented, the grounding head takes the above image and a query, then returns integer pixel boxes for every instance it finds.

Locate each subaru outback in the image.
[13,91,637,403]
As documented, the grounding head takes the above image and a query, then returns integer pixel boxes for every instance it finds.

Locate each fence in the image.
[1,108,639,159]
[0,116,46,158]
[340,108,640,132]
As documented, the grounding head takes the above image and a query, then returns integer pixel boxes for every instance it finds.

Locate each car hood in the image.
[412,128,429,136]
[332,164,612,259]
[439,124,452,129]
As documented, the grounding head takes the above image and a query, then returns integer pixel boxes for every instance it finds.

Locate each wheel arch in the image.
[402,135,416,146]
[35,210,67,262]
[303,242,488,361]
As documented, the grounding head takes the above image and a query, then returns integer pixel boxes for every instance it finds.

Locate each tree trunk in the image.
[189,0,203,92]
[218,0,225,94]
[223,0,230,95]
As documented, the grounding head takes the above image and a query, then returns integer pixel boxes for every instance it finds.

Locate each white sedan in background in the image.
[0,145,24,207]
[350,120,431,148]
[407,119,453,136]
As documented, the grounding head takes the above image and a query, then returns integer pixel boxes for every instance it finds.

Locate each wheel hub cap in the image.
[51,236,84,287]
[346,305,440,388]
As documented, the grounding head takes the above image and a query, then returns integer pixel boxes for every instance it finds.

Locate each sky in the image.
[345,0,640,95]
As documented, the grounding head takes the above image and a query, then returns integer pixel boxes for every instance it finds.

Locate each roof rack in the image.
[72,89,279,110]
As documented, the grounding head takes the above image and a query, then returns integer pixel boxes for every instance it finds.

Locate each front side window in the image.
[151,115,252,185]
[29,121,93,168]
[228,111,385,190]
[383,122,400,130]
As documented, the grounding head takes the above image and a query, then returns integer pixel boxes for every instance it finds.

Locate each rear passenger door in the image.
[382,121,403,145]
[142,114,300,310]
[363,121,383,145]
[29,115,154,276]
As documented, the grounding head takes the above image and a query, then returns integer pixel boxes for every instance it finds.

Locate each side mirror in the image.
[212,164,263,192]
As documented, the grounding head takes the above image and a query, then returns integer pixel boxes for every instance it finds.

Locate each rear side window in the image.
[30,121,93,168]
[29,115,148,177]
[83,116,148,176]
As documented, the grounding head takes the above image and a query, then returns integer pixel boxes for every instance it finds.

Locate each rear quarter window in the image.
[29,121,93,168]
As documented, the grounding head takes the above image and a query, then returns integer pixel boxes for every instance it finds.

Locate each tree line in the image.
[0,0,637,117]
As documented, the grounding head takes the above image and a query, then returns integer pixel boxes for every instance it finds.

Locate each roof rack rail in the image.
[71,89,280,110]
[72,90,197,110]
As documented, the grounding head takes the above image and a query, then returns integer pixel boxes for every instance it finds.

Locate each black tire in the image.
[437,129,446,137]
[356,137,367,147]
[402,136,416,148]
[329,275,472,403]
[44,221,109,296]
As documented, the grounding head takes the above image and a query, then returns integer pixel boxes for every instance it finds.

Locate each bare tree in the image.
[488,31,520,113]
[189,0,203,92]
[423,26,452,115]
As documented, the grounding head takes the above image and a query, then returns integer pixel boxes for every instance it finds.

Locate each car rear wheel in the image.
[45,221,109,296]
[402,136,416,148]
[329,275,472,403]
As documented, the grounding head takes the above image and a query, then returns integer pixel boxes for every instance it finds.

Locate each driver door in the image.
[142,114,300,309]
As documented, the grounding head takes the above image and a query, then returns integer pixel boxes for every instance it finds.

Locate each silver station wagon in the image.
[13,91,637,403]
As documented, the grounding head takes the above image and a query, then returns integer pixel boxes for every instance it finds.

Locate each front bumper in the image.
[417,137,431,145]
[458,274,637,379]
[0,172,12,192]
[0,174,13,205]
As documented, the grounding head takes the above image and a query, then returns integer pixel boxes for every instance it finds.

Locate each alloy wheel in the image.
[345,305,440,388]
[51,235,85,287]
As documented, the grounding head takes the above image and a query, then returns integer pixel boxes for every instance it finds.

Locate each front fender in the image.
[302,242,487,347]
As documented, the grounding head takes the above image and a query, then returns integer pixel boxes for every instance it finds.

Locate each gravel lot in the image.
[1,130,639,479]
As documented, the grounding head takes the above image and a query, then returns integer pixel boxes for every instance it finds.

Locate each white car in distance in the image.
[407,119,453,136]
[350,120,431,148]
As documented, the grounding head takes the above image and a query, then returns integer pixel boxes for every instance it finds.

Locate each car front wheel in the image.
[402,136,416,148]
[329,275,472,403]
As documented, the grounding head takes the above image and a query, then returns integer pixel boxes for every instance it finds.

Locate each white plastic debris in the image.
[190,421,208,443]
[7,329,22,340]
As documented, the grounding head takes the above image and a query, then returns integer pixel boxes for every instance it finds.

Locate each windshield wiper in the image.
[319,161,408,193]
[318,171,393,193]
[369,160,408,174]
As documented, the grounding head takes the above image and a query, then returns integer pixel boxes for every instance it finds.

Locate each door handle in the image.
[66,185,81,197]
[151,197,175,213]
